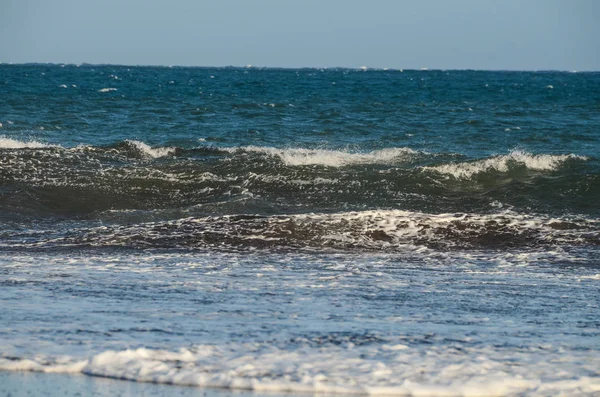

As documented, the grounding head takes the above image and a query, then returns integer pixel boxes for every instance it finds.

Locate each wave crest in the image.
[0,136,56,149]
[423,150,586,179]
[123,140,176,159]
[227,146,418,167]
[13,210,598,251]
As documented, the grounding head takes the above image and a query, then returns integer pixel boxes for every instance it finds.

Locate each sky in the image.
[1,0,599,70]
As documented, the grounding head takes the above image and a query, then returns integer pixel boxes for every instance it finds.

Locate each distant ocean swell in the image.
[1,138,598,252]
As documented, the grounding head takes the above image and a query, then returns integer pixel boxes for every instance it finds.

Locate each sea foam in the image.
[0,137,174,159]
[423,150,586,178]
[2,343,599,396]
[124,140,176,158]
[31,209,599,251]
[0,136,55,149]
[227,146,418,167]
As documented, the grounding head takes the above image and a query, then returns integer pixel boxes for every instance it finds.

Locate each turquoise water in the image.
[1,64,599,395]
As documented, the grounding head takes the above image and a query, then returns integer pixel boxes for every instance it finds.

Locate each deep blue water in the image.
[0,64,599,396]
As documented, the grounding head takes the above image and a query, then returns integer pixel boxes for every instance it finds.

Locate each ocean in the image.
[0,64,599,396]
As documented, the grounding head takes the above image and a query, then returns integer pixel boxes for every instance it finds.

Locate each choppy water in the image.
[1,64,599,396]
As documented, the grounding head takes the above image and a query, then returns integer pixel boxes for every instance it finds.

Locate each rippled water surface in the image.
[1,65,599,395]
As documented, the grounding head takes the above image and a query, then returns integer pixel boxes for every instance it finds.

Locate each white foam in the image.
[98,88,117,92]
[285,209,597,249]
[424,150,586,179]
[580,274,600,280]
[227,146,418,167]
[0,357,87,373]
[0,136,55,149]
[125,140,175,158]
[67,209,598,253]
[245,172,339,186]
[2,343,599,396]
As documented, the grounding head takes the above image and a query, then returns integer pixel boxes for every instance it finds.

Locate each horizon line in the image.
[0,61,597,73]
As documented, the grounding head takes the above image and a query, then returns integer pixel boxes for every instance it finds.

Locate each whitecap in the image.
[125,140,176,158]
[58,208,598,253]
[423,150,586,179]
[286,209,598,249]
[580,274,600,280]
[0,136,56,149]
[225,146,418,167]
[98,88,117,92]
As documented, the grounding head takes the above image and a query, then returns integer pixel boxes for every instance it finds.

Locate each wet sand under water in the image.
[0,371,294,397]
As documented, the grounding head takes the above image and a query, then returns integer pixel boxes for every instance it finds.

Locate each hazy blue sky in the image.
[1,0,598,70]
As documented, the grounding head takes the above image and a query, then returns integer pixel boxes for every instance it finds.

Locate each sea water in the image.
[0,64,599,396]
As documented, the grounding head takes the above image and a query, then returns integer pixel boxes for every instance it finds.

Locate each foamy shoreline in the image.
[0,371,280,397]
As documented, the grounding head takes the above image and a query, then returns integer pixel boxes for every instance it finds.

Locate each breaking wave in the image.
[423,150,586,179]
[0,136,56,149]
[121,140,176,159]
[0,139,597,222]
[7,210,599,251]
[2,342,599,396]
[223,146,419,167]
